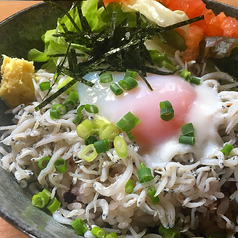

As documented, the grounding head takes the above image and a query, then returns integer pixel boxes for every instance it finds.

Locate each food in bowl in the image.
[1,0,238,237]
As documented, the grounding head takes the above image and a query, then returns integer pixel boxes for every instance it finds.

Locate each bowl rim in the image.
[0,3,44,237]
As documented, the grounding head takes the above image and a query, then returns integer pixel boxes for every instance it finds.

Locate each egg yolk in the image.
[79,74,196,153]
[120,74,196,152]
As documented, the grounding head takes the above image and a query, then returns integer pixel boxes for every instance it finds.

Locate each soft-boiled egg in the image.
[77,72,223,160]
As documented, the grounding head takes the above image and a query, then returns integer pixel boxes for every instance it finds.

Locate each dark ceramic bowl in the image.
[0,1,237,237]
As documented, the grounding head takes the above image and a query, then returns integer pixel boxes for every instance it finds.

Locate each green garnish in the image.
[32,189,51,208]
[116,111,140,133]
[125,179,135,194]
[39,81,51,91]
[91,226,107,238]
[158,225,180,238]
[38,156,51,169]
[114,135,128,159]
[32,1,204,110]
[54,158,67,173]
[221,143,234,156]
[147,186,160,205]
[159,100,174,121]
[71,218,88,235]
[110,83,123,96]
[179,123,195,146]
[46,197,61,213]
[137,163,154,183]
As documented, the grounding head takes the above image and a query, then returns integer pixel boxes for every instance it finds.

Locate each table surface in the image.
[0,0,238,237]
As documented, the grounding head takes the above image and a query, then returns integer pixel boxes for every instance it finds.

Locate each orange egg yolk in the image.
[104,74,196,152]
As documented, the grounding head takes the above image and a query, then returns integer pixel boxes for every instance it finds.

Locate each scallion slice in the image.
[100,73,113,84]
[159,100,174,121]
[147,186,160,205]
[105,232,118,238]
[137,163,154,183]
[32,190,50,208]
[46,197,61,214]
[181,123,195,136]
[85,135,98,145]
[50,109,60,119]
[99,124,121,140]
[76,119,95,139]
[159,225,180,238]
[52,104,67,115]
[116,112,140,133]
[114,136,128,159]
[125,179,135,194]
[91,226,107,238]
[221,143,234,156]
[65,91,79,111]
[94,139,110,154]
[125,69,136,79]
[80,144,98,162]
[110,83,123,96]
[180,69,191,79]
[118,76,138,91]
[38,156,51,169]
[39,81,51,91]
[71,218,88,235]
[179,135,195,146]
[54,158,67,173]
[85,104,99,114]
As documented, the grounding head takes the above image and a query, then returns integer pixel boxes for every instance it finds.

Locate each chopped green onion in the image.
[116,111,140,133]
[114,136,128,159]
[159,100,174,121]
[110,83,123,96]
[158,225,180,238]
[80,144,98,162]
[100,73,113,83]
[92,117,110,132]
[32,190,51,208]
[73,104,85,124]
[94,139,110,153]
[65,91,79,111]
[125,69,136,79]
[76,119,95,139]
[54,158,67,173]
[180,69,191,79]
[147,186,160,205]
[38,156,51,169]
[39,81,50,91]
[105,232,118,238]
[91,226,107,238]
[85,104,99,114]
[179,135,195,146]
[221,143,234,156]
[71,218,88,235]
[50,109,60,119]
[137,163,154,183]
[189,76,200,85]
[85,135,98,145]
[99,124,121,140]
[125,179,135,194]
[180,69,200,85]
[149,50,177,71]
[52,104,67,115]
[46,197,61,213]
[118,76,138,91]
[181,123,195,136]
[127,131,135,140]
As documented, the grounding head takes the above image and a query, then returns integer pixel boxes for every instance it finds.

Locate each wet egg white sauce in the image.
[77,72,224,167]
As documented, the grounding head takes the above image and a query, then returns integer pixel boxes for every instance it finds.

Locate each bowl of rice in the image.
[1,1,238,238]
